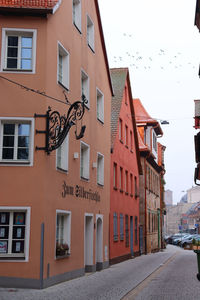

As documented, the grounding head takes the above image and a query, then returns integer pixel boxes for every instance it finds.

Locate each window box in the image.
[56,211,71,258]
[1,28,37,73]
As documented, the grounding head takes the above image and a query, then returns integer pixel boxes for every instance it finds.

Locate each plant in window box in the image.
[56,242,69,256]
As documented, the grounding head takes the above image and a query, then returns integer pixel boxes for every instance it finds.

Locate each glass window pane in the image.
[18,136,29,148]
[0,241,8,253]
[3,136,14,147]
[12,227,25,239]
[21,37,32,48]
[0,226,9,239]
[12,240,24,253]
[21,48,32,59]
[18,124,30,136]
[7,58,17,68]
[21,59,32,70]
[13,212,25,225]
[0,213,9,225]
[2,148,14,159]
[8,36,18,47]
[17,148,29,160]
[3,124,15,135]
[7,47,18,58]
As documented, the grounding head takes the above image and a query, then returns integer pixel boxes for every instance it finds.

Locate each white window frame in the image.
[80,141,90,180]
[0,206,31,262]
[96,88,104,123]
[0,117,34,166]
[81,69,90,108]
[73,0,82,32]
[56,134,69,172]
[97,152,104,186]
[57,42,70,90]
[55,210,71,257]
[1,28,37,73]
[87,15,94,51]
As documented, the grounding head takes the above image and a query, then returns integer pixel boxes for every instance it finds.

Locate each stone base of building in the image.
[0,261,109,289]
[109,252,139,265]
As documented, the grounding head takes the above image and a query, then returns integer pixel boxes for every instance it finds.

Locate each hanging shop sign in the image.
[61,181,100,202]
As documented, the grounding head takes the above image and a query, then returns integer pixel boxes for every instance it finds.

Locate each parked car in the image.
[181,235,200,248]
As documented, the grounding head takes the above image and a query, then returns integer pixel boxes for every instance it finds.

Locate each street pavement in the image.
[0,245,199,299]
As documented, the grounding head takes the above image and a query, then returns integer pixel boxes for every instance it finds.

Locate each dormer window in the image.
[152,131,157,152]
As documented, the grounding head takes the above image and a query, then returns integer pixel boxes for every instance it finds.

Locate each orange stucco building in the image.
[0,0,113,288]
[133,99,165,254]
[109,68,142,263]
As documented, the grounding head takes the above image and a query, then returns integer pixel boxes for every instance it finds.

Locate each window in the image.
[125,170,128,194]
[113,212,118,241]
[80,142,90,180]
[81,70,89,108]
[57,134,69,172]
[73,0,81,32]
[120,213,124,241]
[0,119,33,165]
[135,216,138,245]
[0,208,30,260]
[120,167,123,191]
[113,163,117,189]
[58,42,69,90]
[56,210,71,257]
[125,215,129,247]
[87,15,94,51]
[125,125,128,147]
[119,119,123,142]
[97,153,104,186]
[130,173,133,196]
[135,176,138,198]
[1,28,36,73]
[152,131,157,152]
[97,88,104,123]
[130,131,133,151]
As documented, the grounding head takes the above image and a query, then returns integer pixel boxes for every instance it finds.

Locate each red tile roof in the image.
[133,98,163,136]
[0,0,59,9]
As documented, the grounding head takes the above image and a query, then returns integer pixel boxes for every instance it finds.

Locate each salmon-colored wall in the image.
[0,0,111,281]
[110,80,140,260]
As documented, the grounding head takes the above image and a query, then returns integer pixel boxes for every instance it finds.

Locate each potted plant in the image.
[56,242,69,256]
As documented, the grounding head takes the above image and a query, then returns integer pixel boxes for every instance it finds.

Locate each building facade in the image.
[0,0,113,288]
[109,68,142,264]
[133,99,165,254]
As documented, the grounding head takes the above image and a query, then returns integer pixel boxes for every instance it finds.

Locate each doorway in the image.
[96,216,103,271]
[85,214,94,272]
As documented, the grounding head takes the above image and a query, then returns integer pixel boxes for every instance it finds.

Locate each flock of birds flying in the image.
[110,32,197,72]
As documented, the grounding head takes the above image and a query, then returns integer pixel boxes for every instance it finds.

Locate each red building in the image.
[109,68,142,263]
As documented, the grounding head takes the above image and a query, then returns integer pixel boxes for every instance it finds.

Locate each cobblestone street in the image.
[0,245,199,300]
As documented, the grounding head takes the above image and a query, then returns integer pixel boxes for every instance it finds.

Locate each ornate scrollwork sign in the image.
[35,95,87,154]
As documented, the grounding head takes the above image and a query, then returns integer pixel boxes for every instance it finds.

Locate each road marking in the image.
[121,253,178,300]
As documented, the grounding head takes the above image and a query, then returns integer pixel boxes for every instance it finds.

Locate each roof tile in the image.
[0,0,58,8]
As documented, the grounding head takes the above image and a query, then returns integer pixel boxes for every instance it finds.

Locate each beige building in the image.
[164,203,194,235]
[164,189,173,206]
[187,186,200,203]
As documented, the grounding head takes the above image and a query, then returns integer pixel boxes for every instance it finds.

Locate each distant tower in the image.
[165,189,173,206]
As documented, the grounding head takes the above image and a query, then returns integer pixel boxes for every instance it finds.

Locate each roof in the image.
[110,67,142,175]
[133,98,163,136]
[0,0,58,8]
[137,128,149,152]
[110,68,128,149]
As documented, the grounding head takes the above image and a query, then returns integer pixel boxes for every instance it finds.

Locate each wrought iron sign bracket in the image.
[34,95,87,154]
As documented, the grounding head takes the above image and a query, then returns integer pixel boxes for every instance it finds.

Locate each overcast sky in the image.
[99,0,200,204]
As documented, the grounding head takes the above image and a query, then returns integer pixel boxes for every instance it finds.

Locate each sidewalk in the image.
[0,245,180,300]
